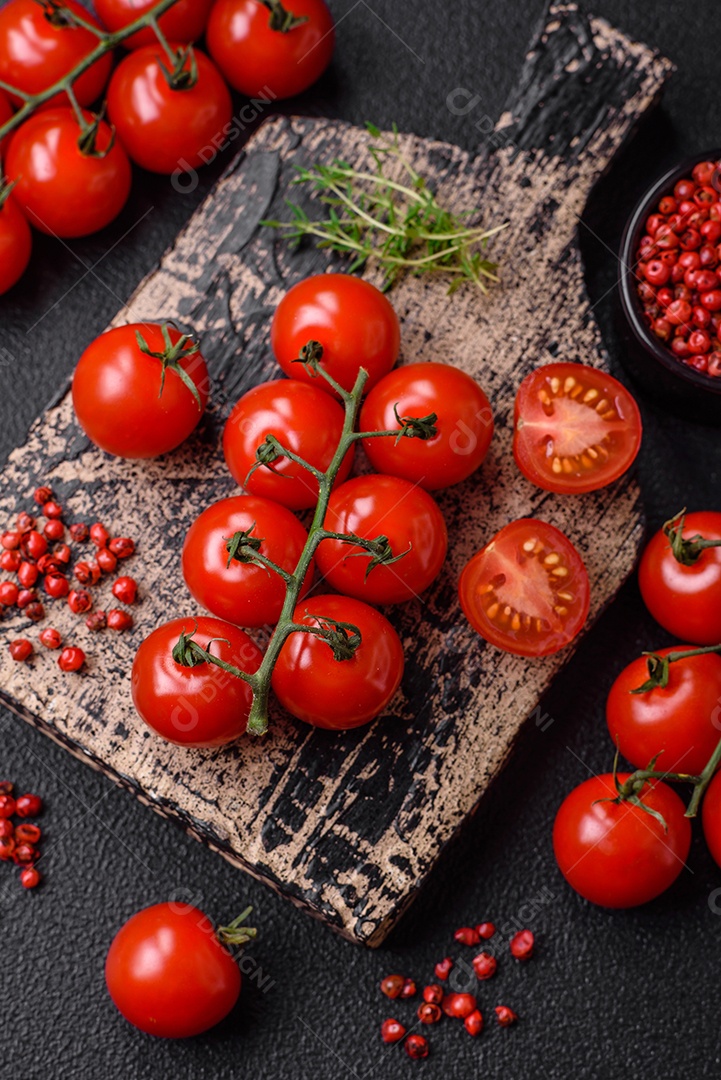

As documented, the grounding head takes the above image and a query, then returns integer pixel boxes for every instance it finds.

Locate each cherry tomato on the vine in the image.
[182,495,314,628]
[271,274,400,396]
[222,379,354,511]
[0,191,31,296]
[701,770,721,871]
[459,519,590,658]
[316,474,448,605]
[271,594,404,729]
[95,0,215,50]
[72,324,209,459]
[553,773,691,907]
[207,0,335,100]
[107,45,232,175]
[6,109,132,238]
[360,362,494,490]
[513,363,642,494]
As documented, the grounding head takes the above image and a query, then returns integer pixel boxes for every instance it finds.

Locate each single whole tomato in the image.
[0,191,31,296]
[360,362,494,490]
[182,495,313,627]
[5,109,132,238]
[207,0,335,100]
[0,0,112,108]
[132,617,263,747]
[553,773,691,907]
[72,323,209,458]
[513,362,642,494]
[315,474,448,605]
[271,274,400,396]
[271,594,404,728]
[107,45,232,175]
[701,770,721,871]
[222,379,354,510]
[95,0,215,50]
[459,519,590,657]
[639,511,721,645]
[106,902,252,1037]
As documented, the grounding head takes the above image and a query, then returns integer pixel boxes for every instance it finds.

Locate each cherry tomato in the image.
[553,773,691,907]
[360,362,494,490]
[72,324,209,459]
[222,379,354,510]
[271,594,404,729]
[459,519,590,658]
[95,0,214,50]
[105,902,242,1038]
[606,647,721,776]
[271,274,400,396]
[132,617,262,747]
[0,0,112,108]
[513,363,642,494]
[107,45,232,175]
[6,109,132,238]
[182,495,313,628]
[701,770,721,871]
[316,475,448,605]
[0,191,31,296]
[207,0,335,100]
[639,511,721,645]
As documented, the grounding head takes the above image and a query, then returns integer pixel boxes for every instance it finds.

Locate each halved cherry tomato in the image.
[513,363,642,494]
[95,0,214,50]
[702,770,721,871]
[0,190,31,296]
[459,519,590,657]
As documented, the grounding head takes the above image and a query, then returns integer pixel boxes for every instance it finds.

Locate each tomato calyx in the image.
[328,529,410,581]
[38,0,83,29]
[664,508,721,567]
[75,105,117,160]
[225,527,264,567]
[260,0,309,33]
[216,905,258,948]
[171,625,256,689]
[630,643,721,693]
[158,44,199,92]
[296,613,362,661]
[135,324,203,408]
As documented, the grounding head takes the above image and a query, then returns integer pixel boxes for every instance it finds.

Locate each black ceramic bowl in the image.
[618,152,721,426]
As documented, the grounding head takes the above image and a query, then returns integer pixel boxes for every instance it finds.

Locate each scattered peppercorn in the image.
[464,1010,483,1037]
[404,1034,429,1060]
[58,646,85,673]
[509,929,534,961]
[494,1006,518,1027]
[380,1018,406,1044]
[107,609,133,631]
[9,639,32,662]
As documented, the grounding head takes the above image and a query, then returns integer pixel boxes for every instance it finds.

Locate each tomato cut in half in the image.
[513,363,642,494]
[459,519,590,657]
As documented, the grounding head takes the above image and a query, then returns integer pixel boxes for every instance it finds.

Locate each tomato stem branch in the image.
[631,643,721,693]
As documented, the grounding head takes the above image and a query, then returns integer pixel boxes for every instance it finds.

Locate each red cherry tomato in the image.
[0,0,112,108]
[182,495,313,628]
[72,324,209,459]
[360,362,494,490]
[105,902,242,1038]
[132,617,263,747]
[459,519,590,658]
[316,474,448,605]
[95,0,214,50]
[639,511,721,645]
[107,45,232,175]
[702,770,721,871]
[6,109,131,238]
[513,363,642,494]
[606,647,721,776]
[271,274,400,396]
[207,0,335,99]
[222,379,354,510]
[271,594,404,729]
[0,191,31,296]
[553,774,691,907]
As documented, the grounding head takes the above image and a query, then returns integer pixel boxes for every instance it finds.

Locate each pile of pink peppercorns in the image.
[0,783,44,890]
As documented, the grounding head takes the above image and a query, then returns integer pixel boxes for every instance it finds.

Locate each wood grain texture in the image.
[0,4,670,944]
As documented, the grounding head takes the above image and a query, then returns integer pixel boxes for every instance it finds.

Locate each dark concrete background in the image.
[1,2,720,1078]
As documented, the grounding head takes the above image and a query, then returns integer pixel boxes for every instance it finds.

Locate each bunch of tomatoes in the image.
[0,0,336,294]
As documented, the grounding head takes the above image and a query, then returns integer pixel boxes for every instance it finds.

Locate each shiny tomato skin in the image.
[607,647,721,776]
[107,45,232,175]
[553,774,691,907]
[72,324,209,459]
[316,474,448,605]
[459,519,590,658]
[271,594,404,729]
[105,903,241,1038]
[5,109,132,238]
[638,512,721,645]
[131,617,262,747]
[0,0,112,108]
[513,363,642,494]
[207,0,334,99]
[271,274,400,396]
[0,193,31,296]
[95,0,214,49]
[182,495,313,628]
[701,771,721,871]
[360,362,494,490]
[222,379,354,510]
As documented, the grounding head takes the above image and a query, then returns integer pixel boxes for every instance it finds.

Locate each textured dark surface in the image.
[0,1,720,1078]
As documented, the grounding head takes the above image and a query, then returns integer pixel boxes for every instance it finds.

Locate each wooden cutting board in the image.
[0,4,670,945]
